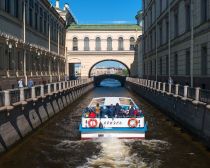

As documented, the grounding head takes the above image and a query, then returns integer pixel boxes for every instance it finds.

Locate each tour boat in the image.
[79,97,148,140]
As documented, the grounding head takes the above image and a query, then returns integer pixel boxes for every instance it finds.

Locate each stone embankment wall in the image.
[126,78,210,146]
[0,79,94,154]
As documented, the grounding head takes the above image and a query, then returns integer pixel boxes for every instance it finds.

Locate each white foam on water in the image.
[55,139,170,168]
[77,138,148,168]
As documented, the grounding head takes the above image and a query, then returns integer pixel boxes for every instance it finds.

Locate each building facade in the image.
[0,0,75,89]
[91,67,124,76]
[141,0,210,89]
[66,24,141,78]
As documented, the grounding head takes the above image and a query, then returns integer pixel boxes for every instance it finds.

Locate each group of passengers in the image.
[84,102,143,118]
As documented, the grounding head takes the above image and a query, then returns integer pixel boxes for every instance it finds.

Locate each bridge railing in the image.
[0,78,93,108]
[126,77,209,105]
[0,91,5,108]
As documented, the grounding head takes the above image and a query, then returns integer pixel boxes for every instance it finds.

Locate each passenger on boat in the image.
[108,104,115,118]
[95,103,101,117]
[100,106,108,118]
[129,102,136,117]
[115,103,122,117]
[88,111,96,118]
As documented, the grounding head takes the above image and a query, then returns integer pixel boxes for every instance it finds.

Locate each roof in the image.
[89,97,136,107]
[67,24,141,31]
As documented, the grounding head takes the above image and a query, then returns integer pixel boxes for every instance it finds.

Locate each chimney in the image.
[56,0,59,9]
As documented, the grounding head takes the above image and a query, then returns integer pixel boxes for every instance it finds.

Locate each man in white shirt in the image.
[18,79,23,88]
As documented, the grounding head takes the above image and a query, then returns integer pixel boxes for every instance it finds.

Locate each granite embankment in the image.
[126,77,210,147]
[0,79,94,154]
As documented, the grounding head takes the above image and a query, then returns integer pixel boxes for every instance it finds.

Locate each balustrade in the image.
[0,78,91,107]
[126,77,210,105]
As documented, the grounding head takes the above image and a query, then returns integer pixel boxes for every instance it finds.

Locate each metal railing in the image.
[35,86,41,97]
[24,88,32,99]
[0,92,4,107]
[171,84,176,94]
[199,89,210,104]
[188,87,195,100]
[44,85,48,94]
[9,89,20,104]
[165,84,169,92]
[50,84,54,92]
[178,85,184,97]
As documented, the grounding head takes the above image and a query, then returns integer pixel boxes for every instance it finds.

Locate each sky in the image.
[51,0,141,68]
[51,0,142,24]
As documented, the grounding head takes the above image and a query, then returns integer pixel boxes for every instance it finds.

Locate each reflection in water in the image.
[100,78,121,87]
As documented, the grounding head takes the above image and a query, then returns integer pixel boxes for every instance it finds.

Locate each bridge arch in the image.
[88,59,130,77]
[93,74,126,87]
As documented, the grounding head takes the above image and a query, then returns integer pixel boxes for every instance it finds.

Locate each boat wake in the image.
[77,138,170,168]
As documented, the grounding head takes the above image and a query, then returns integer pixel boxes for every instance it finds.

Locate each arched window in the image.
[73,37,78,51]
[118,37,124,50]
[107,37,112,51]
[84,37,89,51]
[130,37,135,50]
[95,37,101,51]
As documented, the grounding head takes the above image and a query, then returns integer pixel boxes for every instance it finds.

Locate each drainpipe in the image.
[190,0,194,87]
[23,0,27,85]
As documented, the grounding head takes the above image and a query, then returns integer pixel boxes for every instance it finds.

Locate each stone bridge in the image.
[93,74,126,87]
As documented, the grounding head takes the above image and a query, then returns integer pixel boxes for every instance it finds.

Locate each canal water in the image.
[0,80,210,168]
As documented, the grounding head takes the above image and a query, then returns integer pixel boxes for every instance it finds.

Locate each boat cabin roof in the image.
[89,97,136,107]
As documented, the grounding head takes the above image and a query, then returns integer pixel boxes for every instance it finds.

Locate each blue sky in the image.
[51,0,142,24]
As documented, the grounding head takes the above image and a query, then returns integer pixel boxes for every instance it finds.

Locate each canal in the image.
[0,81,210,168]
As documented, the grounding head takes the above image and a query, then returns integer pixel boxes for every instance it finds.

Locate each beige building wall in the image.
[66,27,142,77]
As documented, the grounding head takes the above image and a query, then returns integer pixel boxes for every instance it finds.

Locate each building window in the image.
[185,2,191,31]
[159,57,162,75]
[185,49,190,75]
[154,59,156,75]
[39,7,43,33]
[96,37,101,51]
[201,0,208,23]
[84,37,89,51]
[29,9,33,27]
[5,0,10,13]
[166,55,169,75]
[50,19,53,40]
[130,37,135,50]
[159,23,162,45]
[118,37,124,50]
[201,45,207,75]
[73,37,78,51]
[14,0,19,18]
[29,0,34,27]
[166,20,169,42]
[17,51,22,70]
[160,0,162,13]
[44,12,47,34]
[174,11,179,37]
[174,53,178,75]
[107,37,112,51]
[150,33,152,50]
[35,3,38,30]
[150,60,152,75]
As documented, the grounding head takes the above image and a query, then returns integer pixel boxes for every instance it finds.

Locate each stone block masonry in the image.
[0,79,94,154]
[126,77,210,147]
